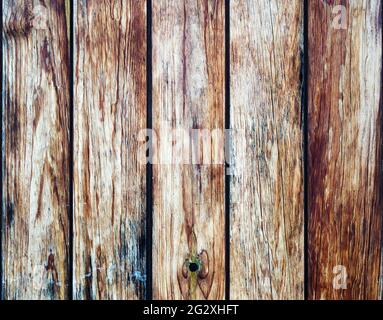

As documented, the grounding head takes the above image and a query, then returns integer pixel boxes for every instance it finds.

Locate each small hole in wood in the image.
[188,262,199,273]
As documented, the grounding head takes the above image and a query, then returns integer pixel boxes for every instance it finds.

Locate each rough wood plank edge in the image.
[308,0,383,300]
[2,0,71,299]
[230,0,305,299]
[73,0,147,299]
[152,0,226,300]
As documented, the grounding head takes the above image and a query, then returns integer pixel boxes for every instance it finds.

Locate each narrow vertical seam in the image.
[0,0,4,301]
[303,0,309,301]
[379,0,383,300]
[224,0,231,301]
[68,0,74,301]
[146,0,153,301]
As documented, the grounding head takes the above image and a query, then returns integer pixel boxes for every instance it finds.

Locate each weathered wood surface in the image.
[2,0,70,299]
[308,0,383,300]
[73,0,147,299]
[230,0,304,299]
[2,0,383,302]
[152,0,226,300]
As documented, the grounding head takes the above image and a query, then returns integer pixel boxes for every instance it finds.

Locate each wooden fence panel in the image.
[152,0,226,300]
[73,0,147,299]
[308,0,383,300]
[2,0,70,299]
[2,0,383,302]
[230,0,304,299]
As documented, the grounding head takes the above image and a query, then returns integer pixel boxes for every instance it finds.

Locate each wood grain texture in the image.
[2,0,70,299]
[308,0,383,300]
[73,0,146,300]
[230,0,304,299]
[152,0,225,300]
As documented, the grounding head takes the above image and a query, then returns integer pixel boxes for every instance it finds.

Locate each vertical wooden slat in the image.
[230,0,304,299]
[2,0,70,299]
[152,0,225,299]
[308,0,383,300]
[73,0,147,299]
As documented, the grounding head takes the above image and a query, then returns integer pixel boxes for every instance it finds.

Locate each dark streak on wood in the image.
[6,203,14,227]
[45,252,59,298]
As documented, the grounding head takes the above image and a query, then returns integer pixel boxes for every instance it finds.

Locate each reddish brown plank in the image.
[308,0,383,299]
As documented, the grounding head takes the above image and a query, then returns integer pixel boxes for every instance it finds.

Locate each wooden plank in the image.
[152,0,225,300]
[2,0,70,299]
[308,0,383,300]
[73,0,147,299]
[230,0,304,299]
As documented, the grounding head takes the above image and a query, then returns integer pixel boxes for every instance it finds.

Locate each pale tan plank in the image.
[230,0,304,299]
[152,0,225,300]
